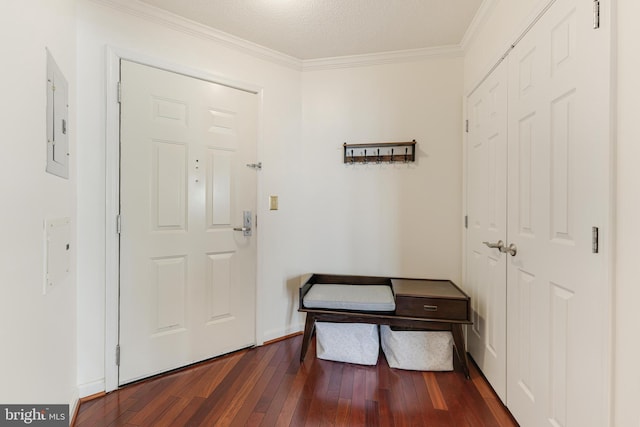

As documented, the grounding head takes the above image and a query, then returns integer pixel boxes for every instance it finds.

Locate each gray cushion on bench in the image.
[303,284,396,311]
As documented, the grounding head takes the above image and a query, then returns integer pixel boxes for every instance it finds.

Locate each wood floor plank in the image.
[228,365,277,426]
[327,361,343,395]
[196,352,261,425]
[338,362,354,400]
[376,356,391,391]
[75,335,518,427]
[255,363,298,425]
[253,357,290,415]
[365,363,379,401]
[273,355,315,426]
[334,398,351,426]
[191,352,244,399]
[348,366,367,426]
[397,368,421,425]
[469,360,518,427]
[214,345,279,426]
[304,361,333,426]
[105,410,136,427]
[376,388,394,427]
[189,352,256,425]
[82,391,144,427]
[166,397,205,427]
[289,395,312,427]
[411,369,434,413]
[245,412,264,427]
[127,393,179,426]
[292,356,331,426]
[386,371,410,427]
[321,362,344,426]
[151,397,190,427]
[423,371,448,411]
[365,399,380,427]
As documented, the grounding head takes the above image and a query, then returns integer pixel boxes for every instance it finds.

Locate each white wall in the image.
[0,0,78,410]
[614,1,640,425]
[300,58,464,281]
[76,0,303,394]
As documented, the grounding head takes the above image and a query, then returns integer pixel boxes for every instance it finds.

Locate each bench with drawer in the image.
[298,273,472,378]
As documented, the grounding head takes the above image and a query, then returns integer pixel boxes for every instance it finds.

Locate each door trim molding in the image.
[104,46,263,392]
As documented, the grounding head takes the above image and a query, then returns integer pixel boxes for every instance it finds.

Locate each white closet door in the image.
[465,61,508,402]
[506,0,610,425]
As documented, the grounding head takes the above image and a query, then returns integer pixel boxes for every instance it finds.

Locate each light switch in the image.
[269,195,278,210]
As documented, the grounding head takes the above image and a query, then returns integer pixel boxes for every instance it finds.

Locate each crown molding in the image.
[90,0,469,73]
[89,0,303,71]
[460,0,498,52]
[301,45,464,72]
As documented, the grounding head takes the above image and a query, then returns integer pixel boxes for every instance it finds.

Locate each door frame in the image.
[104,46,264,392]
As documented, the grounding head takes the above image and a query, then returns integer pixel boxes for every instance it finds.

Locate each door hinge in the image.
[115,345,120,366]
[464,215,468,229]
[592,226,599,253]
[593,0,600,29]
[116,214,121,234]
[465,120,469,133]
[117,81,122,103]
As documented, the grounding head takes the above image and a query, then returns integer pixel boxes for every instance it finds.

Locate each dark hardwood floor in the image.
[75,334,518,426]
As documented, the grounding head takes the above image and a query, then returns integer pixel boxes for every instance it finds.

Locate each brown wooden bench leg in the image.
[300,313,317,362]
[451,324,470,379]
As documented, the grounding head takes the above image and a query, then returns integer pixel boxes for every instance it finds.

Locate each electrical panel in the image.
[46,49,69,179]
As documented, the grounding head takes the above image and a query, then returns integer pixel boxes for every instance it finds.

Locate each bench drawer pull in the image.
[423,305,438,312]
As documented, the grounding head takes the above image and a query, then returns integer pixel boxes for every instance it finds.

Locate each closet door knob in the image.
[503,243,517,256]
[483,240,505,251]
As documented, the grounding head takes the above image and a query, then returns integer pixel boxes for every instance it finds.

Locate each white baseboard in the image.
[69,388,79,425]
[262,323,305,343]
[77,379,106,399]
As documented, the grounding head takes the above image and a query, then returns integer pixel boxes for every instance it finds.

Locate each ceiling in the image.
[137,0,484,60]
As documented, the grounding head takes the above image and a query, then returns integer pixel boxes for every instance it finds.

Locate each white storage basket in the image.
[315,322,380,365]
[380,325,453,371]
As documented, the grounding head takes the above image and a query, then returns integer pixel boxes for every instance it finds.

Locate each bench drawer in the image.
[395,296,469,321]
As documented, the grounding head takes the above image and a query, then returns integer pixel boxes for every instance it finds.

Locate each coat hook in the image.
[342,141,416,165]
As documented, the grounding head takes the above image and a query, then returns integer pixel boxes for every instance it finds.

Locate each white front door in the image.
[465,61,508,402]
[505,0,610,425]
[118,60,259,384]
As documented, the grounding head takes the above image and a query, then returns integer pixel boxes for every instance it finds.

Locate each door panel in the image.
[506,0,610,425]
[119,60,258,385]
[465,61,508,402]
[153,140,187,230]
[505,12,551,424]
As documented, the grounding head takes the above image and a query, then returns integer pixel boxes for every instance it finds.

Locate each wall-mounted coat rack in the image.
[343,140,416,164]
